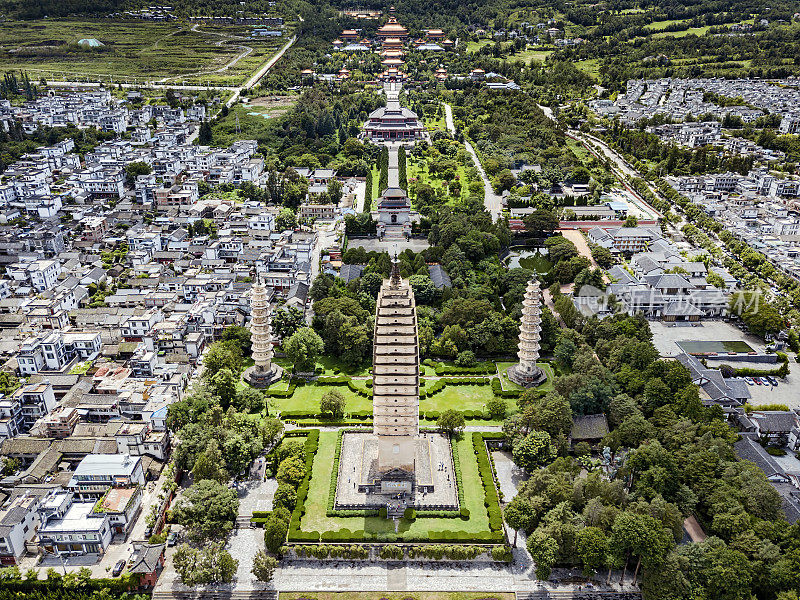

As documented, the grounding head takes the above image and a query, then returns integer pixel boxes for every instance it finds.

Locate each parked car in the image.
[745,377,755,386]
[753,377,762,385]
[112,560,126,577]
[757,377,770,386]
[167,532,178,547]
[767,376,779,386]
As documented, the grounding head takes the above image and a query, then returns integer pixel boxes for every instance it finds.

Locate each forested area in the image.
[503,313,800,600]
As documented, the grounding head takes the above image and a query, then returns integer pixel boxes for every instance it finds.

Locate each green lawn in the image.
[420,383,509,414]
[267,380,519,417]
[269,383,372,415]
[466,40,493,53]
[651,25,711,38]
[300,431,491,536]
[495,361,555,392]
[574,58,601,79]
[511,48,553,64]
[643,18,691,31]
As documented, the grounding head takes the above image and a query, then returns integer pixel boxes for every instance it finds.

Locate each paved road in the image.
[443,103,503,221]
[566,129,662,221]
[227,34,298,107]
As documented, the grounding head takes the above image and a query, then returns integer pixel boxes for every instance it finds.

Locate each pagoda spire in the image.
[243,276,283,387]
[507,277,546,387]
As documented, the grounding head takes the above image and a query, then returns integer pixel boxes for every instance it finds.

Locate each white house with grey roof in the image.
[67,454,145,501]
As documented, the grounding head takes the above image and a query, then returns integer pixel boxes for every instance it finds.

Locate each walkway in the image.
[388,146,399,187]
[444,103,503,221]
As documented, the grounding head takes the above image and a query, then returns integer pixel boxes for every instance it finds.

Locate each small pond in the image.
[505,248,552,273]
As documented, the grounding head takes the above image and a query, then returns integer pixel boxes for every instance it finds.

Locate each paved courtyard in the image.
[336,432,458,509]
[491,451,527,501]
[349,237,430,253]
[649,320,765,357]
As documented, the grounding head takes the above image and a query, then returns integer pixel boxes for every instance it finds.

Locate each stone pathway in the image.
[388,146,399,188]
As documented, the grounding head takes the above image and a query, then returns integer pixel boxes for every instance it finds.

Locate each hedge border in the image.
[288,430,504,544]
[287,429,320,542]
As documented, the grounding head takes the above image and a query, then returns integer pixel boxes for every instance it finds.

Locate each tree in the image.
[495,169,516,192]
[272,483,297,512]
[327,178,344,204]
[320,389,346,418]
[191,439,229,484]
[174,543,238,585]
[576,526,608,576]
[263,508,291,554]
[235,386,265,413]
[513,430,556,471]
[171,480,239,542]
[208,368,237,410]
[198,120,213,144]
[252,550,278,582]
[221,325,252,356]
[124,161,152,185]
[261,417,284,447]
[276,207,297,231]
[203,341,243,379]
[623,215,638,227]
[283,327,324,373]
[276,455,306,487]
[527,530,559,580]
[487,397,507,419]
[272,307,305,340]
[504,497,536,546]
[554,338,577,368]
[437,410,466,436]
[523,209,559,238]
[0,372,19,396]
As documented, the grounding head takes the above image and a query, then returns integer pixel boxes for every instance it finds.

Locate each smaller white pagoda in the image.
[507,278,546,387]
[243,275,283,387]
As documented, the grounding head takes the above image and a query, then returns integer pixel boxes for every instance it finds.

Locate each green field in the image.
[652,25,711,38]
[0,19,289,86]
[299,430,491,535]
[511,48,553,64]
[466,40,493,53]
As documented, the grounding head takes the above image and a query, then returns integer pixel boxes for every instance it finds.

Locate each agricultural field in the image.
[0,19,291,86]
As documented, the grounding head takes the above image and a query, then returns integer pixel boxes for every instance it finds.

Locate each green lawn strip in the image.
[299,430,493,538]
[269,383,372,416]
[420,383,509,415]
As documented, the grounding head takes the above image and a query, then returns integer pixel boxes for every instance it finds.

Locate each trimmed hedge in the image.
[287,429,320,542]
[473,432,504,533]
[491,377,523,399]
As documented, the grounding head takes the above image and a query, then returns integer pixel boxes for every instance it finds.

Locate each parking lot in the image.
[728,367,800,408]
[650,320,765,358]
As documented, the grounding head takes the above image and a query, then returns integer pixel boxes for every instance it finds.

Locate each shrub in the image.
[460,507,470,519]
[379,507,388,518]
[492,546,513,562]
[403,507,416,521]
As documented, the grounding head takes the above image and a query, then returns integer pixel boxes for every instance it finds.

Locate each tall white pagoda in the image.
[507,278,546,387]
[243,275,283,387]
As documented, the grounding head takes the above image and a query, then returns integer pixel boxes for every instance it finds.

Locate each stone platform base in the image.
[243,364,284,388]
[506,363,547,388]
[335,431,459,512]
